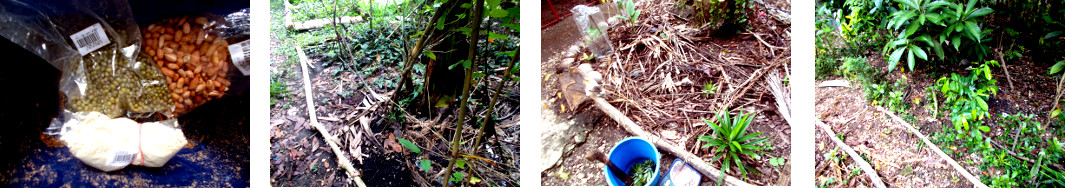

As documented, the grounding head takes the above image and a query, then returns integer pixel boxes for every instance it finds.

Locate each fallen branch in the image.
[298,45,367,187]
[814,120,887,188]
[875,106,989,188]
[589,95,754,186]
[996,50,1014,90]
[990,139,1065,172]
[711,56,784,124]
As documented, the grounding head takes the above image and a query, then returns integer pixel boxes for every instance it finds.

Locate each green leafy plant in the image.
[981,113,1065,187]
[1048,59,1065,121]
[614,0,640,24]
[936,60,998,137]
[768,157,785,167]
[698,109,769,183]
[883,0,993,72]
[703,81,718,97]
[397,137,433,173]
[270,78,288,106]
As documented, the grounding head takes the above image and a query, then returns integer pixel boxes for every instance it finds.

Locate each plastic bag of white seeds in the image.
[57,110,187,172]
[0,0,176,122]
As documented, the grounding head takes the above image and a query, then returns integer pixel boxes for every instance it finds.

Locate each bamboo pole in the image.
[298,45,367,187]
[441,0,485,183]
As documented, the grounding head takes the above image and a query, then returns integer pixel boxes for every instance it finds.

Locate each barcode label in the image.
[228,40,250,75]
[106,150,136,166]
[70,23,111,55]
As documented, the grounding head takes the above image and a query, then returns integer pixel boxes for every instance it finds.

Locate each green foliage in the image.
[840,57,875,82]
[614,0,640,24]
[935,60,998,138]
[686,0,753,31]
[768,157,785,166]
[703,80,718,97]
[630,159,654,186]
[980,113,1065,187]
[270,75,288,106]
[449,171,464,183]
[838,0,890,38]
[698,109,769,183]
[397,137,421,154]
[883,0,993,72]
[868,76,910,115]
[419,159,431,172]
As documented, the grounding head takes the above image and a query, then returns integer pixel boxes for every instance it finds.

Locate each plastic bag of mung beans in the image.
[0,0,176,120]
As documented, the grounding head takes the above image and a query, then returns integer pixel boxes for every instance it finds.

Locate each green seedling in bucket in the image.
[630,159,655,186]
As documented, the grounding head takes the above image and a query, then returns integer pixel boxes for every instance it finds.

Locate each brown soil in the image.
[815,82,972,187]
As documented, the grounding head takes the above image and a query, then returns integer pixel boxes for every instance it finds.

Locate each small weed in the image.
[703,81,718,97]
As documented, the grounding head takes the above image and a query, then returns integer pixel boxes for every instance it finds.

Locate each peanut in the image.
[142,16,234,115]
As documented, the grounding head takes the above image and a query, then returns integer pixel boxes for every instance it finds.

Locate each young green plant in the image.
[397,137,432,173]
[698,109,769,183]
[614,0,640,24]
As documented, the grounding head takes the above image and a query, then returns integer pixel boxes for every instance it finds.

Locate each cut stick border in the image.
[875,106,989,188]
[814,120,887,188]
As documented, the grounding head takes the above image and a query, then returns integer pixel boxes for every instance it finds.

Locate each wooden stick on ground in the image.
[298,45,367,187]
[875,106,989,188]
[590,95,754,186]
[996,50,1014,90]
[814,120,887,188]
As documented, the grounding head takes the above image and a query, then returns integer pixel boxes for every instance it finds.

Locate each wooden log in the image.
[814,120,887,188]
[298,45,367,187]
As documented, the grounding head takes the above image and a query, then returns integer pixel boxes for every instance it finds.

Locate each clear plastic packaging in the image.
[0,0,174,120]
[0,0,185,172]
[571,5,614,59]
[142,14,236,115]
[58,111,187,172]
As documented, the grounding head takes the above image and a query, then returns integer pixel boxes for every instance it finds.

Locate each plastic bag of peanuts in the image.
[142,13,247,115]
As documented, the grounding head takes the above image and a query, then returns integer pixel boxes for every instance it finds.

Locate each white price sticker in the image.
[70,23,111,55]
[227,40,250,75]
[106,149,136,167]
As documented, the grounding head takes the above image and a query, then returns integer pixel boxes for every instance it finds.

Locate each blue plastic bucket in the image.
[604,137,661,186]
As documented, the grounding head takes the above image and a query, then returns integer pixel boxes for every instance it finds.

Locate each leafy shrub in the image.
[698,109,768,182]
[869,77,910,114]
[683,0,753,31]
[934,60,998,147]
[838,0,891,39]
[882,0,993,72]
